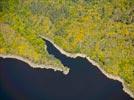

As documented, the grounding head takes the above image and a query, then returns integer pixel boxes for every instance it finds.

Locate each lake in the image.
[0,39,133,100]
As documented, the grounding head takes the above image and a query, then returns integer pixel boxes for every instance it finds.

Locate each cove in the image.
[0,39,133,100]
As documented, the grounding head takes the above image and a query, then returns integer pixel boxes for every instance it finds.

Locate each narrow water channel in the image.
[0,39,133,100]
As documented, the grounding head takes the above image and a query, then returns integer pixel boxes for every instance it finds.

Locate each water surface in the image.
[0,40,133,100]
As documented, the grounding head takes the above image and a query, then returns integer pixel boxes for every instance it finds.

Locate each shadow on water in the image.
[0,39,133,100]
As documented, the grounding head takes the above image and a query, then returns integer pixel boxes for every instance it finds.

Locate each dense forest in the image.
[0,0,134,94]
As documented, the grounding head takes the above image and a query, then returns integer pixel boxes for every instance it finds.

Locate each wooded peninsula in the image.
[0,0,134,97]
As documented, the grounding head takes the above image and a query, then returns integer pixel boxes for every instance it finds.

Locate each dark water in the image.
[0,40,133,100]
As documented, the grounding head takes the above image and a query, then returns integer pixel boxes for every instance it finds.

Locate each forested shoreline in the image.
[0,0,134,96]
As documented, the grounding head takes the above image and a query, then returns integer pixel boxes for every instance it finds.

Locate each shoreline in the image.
[0,54,69,75]
[40,35,134,99]
[0,35,133,98]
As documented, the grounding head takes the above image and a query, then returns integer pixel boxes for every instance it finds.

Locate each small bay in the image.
[0,39,133,100]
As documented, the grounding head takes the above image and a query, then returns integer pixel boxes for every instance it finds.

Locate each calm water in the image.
[0,39,133,100]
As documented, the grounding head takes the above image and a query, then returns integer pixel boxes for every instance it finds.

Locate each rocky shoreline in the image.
[40,35,134,99]
[0,35,134,99]
[0,54,69,75]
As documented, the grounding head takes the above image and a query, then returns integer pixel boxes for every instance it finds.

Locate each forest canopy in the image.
[0,0,134,94]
